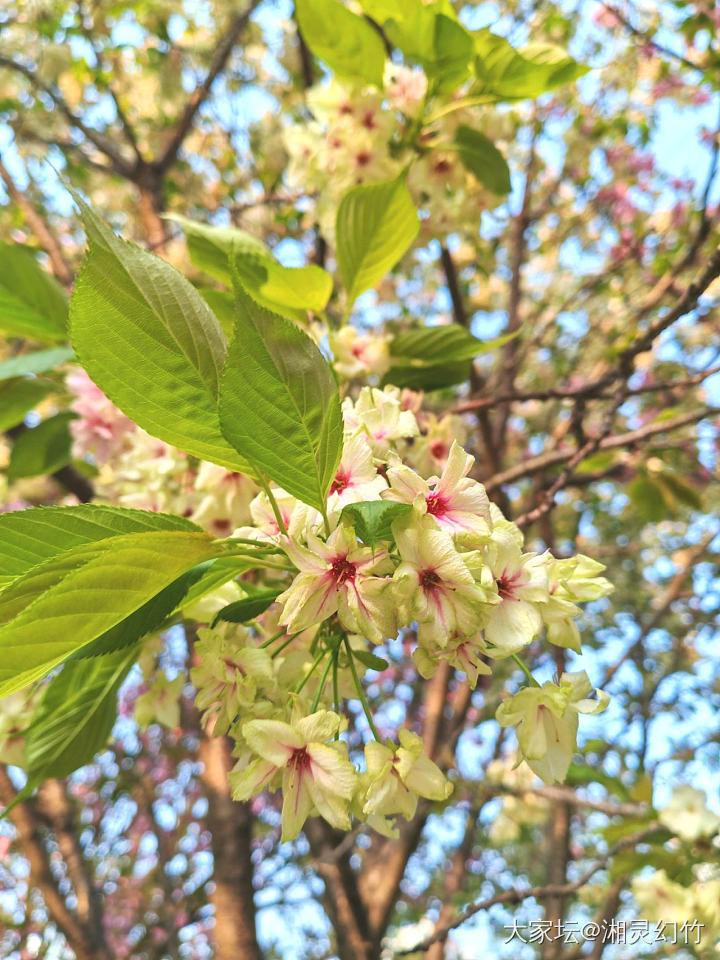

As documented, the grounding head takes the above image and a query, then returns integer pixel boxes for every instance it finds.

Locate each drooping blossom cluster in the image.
[65,368,611,841]
[285,68,506,240]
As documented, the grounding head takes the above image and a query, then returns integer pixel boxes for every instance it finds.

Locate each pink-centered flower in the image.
[384,441,491,542]
[279,525,394,642]
[483,528,549,653]
[231,710,356,840]
[327,434,387,510]
[394,517,492,648]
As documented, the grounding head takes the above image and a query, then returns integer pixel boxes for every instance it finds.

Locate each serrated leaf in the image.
[383,326,517,390]
[453,126,511,194]
[211,587,283,627]
[336,174,419,307]
[169,214,332,318]
[219,280,343,512]
[474,29,588,100]
[0,504,201,591]
[175,556,255,614]
[340,500,412,548]
[362,1,472,90]
[25,644,139,780]
[296,0,386,86]
[70,564,208,659]
[7,412,75,480]
[0,379,55,431]
[0,530,220,697]
[68,194,252,472]
[353,649,389,672]
[0,347,75,382]
[0,243,67,343]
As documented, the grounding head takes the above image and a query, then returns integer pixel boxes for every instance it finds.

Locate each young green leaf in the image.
[24,644,140,780]
[340,501,412,548]
[211,587,283,627]
[453,126,511,195]
[0,504,201,591]
[474,30,588,100]
[383,325,519,390]
[0,530,221,697]
[0,379,55,431]
[219,281,343,512]
[0,347,74,382]
[296,0,386,87]
[176,556,255,615]
[7,412,75,481]
[353,649,389,672]
[168,214,332,318]
[0,243,68,343]
[68,195,252,472]
[71,564,209,659]
[336,174,419,307]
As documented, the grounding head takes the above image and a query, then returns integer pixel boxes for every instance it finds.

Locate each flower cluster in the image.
[285,69,504,240]
[185,385,610,837]
[67,371,610,840]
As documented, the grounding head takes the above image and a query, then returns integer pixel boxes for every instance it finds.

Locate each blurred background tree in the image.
[0,1,718,958]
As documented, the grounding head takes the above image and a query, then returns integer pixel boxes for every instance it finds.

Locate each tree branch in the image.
[155,2,260,173]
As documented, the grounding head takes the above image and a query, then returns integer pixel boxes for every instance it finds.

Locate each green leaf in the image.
[336,174,419,307]
[0,379,55,431]
[211,587,283,627]
[383,325,517,390]
[340,500,412,548]
[628,477,665,522]
[0,347,74,382]
[452,126,511,194]
[295,0,386,87]
[71,564,208,659]
[219,281,343,512]
[68,195,252,472]
[0,530,221,697]
[361,0,472,90]
[199,288,235,338]
[0,243,67,343]
[168,214,333,318]
[353,649,389,671]
[0,504,201,591]
[653,470,703,511]
[473,30,588,100]
[24,644,139,780]
[176,556,255,614]
[7,412,75,481]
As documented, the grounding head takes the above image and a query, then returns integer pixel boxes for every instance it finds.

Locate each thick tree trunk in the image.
[197,733,264,960]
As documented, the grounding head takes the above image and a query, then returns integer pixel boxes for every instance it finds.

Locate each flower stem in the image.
[258,476,288,537]
[344,637,381,741]
[271,632,300,659]
[332,651,340,740]
[261,629,286,649]
[311,653,334,713]
[511,653,541,688]
[295,647,327,695]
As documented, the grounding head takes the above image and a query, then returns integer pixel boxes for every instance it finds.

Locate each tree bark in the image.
[197,733,264,960]
[0,768,110,960]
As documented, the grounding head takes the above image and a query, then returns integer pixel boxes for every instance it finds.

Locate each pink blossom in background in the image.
[66,368,135,461]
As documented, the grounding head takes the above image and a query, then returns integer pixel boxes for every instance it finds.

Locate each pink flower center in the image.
[290,746,311,773]
[330,470,350,494]
[331,557,357,585]
[420,569,441,590]
[496,569,521,600]
[425,491,448,517]
[430,440,448,460]
[356,150,372,167]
